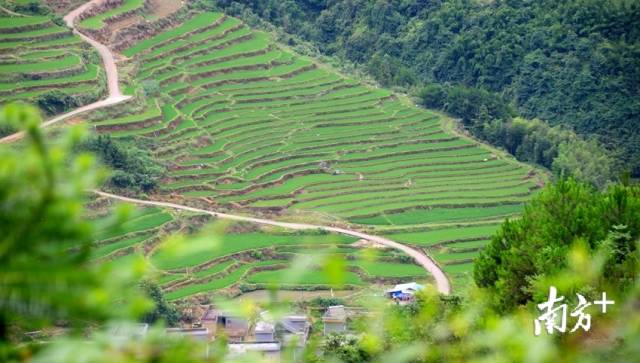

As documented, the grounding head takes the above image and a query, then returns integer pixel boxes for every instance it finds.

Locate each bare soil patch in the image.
[148,0,183,19]
[352,239,387,249]
[108,14,143,35]
[43,0,87,14]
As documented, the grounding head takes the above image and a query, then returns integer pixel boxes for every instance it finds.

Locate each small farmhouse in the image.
[385,282,424,302]
[322,305,347,335]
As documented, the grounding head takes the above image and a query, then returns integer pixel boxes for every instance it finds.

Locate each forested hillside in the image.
[213,0,640,176]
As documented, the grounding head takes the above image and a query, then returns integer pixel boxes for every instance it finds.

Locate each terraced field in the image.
[78,0,145,30]
[76,10,545,290]
[0,2,544,295]
[91,201,429,301]
[0,13,104,110]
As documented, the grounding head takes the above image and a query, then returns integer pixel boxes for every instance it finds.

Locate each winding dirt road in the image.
[0,0,131,144]
[0,0,451,294]
[95,191,452,294]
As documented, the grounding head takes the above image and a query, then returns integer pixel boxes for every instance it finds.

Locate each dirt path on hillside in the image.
[94,190,452,294]
[0,0,131,144]
[64,0,129,100]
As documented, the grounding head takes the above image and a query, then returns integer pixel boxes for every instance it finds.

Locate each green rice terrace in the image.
[84,10,545,292]
[89,200,429,302]
[78,0,145,30]
[0,12,104,110]
[1,2,546,298]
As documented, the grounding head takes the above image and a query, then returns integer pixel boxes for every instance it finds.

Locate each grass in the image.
[349,261,428,278]
[385,224,501,246]
[246,269,364,286]
[0,24,68,40]
[92,233,151,259]
[158,273,185,285]
[0,54,81,73]
[443,263,474,274]
[433,250,479,262]
[0,64,99,91]
[165,260,287,300]
[123,12,224,57]
[0,16,49,29]
[94,208,173,241]
[79,0,145,30]
[193,260,236,278]
[446,239,491,249]
[350,204,524,225]
[150,232,356,271]
[1,84,96,102]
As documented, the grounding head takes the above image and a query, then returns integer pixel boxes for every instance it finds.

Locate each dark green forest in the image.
[474,177,640,311]
[211,0,640,176]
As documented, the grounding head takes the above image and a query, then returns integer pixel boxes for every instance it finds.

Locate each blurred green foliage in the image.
[0,104,219,362]
[0,104,151,358]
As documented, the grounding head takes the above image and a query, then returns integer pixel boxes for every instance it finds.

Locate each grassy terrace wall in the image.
[91,203,429,301]
[88,11,545,291]
[78,0,146,30]
[0,14,104,113]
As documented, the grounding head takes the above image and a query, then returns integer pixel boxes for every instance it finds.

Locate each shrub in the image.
[79,134,165,192]
[36,90,77,116]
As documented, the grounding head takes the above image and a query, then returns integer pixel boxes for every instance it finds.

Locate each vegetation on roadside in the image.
[139,280,179,327]
[1,0,53,16]
[80,134,165,192]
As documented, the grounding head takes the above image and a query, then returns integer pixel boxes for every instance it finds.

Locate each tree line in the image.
[419,83,616,188]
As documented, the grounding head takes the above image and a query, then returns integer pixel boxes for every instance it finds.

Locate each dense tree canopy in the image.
[211,0,640,176]
[474,178,640,311]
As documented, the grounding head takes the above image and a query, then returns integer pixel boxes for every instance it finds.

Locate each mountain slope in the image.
[213,0,640,176]
[85,9,545,288]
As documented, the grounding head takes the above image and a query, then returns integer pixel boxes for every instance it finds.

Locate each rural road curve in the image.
[95,190,452,294]
[0,0,131,144]
[0,0,452,295]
